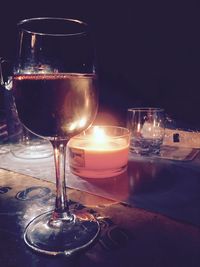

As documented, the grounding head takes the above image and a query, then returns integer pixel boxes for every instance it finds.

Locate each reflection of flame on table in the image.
[128,159,174,195]
[75,170,130,207]
[128,161,159,193]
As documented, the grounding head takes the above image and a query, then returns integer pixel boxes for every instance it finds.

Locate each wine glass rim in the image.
[17,17,88,36]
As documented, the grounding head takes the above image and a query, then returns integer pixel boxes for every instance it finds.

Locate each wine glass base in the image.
[24,211,100,256]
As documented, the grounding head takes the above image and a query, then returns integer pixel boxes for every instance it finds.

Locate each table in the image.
[1,129,200,266]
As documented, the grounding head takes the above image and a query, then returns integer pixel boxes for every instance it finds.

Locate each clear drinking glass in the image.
[0,109,10,154]
[127,107,165,156]
[1,57,53,159]
[0,59,10,154]
[13,17,100,255]
[10,126,53,159]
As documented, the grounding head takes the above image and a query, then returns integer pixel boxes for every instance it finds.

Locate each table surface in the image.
[1,128,200,267]
[0,165,200,267]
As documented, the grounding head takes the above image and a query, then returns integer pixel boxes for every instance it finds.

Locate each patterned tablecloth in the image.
[0,168,200,267]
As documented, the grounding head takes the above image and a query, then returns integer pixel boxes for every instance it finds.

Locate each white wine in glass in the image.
[13,17,100,256]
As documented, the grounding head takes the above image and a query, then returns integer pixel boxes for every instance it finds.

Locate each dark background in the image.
[1,0,200,129]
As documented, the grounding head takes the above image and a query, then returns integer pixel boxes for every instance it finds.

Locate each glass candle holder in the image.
[68,126,130,178]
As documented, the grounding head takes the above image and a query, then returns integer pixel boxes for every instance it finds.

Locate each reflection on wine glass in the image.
[13,17,100,255]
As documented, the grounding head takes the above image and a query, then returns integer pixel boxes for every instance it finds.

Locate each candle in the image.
[68,126,130,178]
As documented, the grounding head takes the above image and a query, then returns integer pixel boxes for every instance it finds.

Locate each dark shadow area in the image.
[1,0,200,129]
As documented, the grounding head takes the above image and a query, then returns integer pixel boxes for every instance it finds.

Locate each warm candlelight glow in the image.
[67,116,88,132]
[91,126,107,145]
[68,126,130,178]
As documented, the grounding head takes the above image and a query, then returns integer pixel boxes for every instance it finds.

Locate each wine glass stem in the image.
[51,140,72,221]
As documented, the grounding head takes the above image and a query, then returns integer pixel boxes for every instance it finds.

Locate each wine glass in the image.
[13,17,100,255]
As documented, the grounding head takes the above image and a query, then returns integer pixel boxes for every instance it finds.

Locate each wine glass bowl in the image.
[13,73,98,139]
[13,17,100,255]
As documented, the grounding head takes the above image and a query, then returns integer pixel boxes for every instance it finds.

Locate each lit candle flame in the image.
[92,126,107,144]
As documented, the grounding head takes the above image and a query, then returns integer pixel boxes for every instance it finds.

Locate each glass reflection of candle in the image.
[141,121,164,139]
[68,126,130,178]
